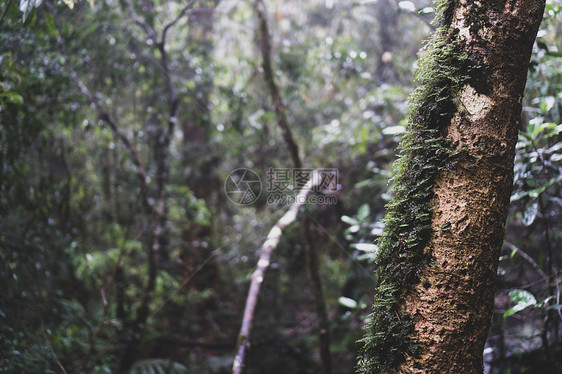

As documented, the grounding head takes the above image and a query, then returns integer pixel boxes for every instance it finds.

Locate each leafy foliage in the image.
[503,289,538,318]
[0,0,560,372]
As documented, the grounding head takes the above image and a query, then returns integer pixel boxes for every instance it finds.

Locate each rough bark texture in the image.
[400,0,545,372]
[357,0,545,372]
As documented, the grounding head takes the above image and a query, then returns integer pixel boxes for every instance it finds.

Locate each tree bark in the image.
[357,0,545,372]
[402,0,545,372]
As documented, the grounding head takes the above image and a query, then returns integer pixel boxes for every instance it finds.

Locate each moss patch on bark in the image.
[355,0,492,372]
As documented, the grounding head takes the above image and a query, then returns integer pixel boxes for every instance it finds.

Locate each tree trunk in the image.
[357,0,545,372]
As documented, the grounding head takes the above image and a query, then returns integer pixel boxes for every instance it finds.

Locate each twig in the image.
[54,32,154,215]
[76,195,141,373]
[232,171,322,374]
[161,0,197,44]
[77,289,108,373]
[41,319,68,374]
[0,0,13,27]
[150,250,217,317]
[124,0,157,43]
[503,241,548,279]
[255,0,301,169]
[504,270,561,292]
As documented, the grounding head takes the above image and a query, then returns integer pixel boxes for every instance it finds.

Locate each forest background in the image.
[1,0,561,373]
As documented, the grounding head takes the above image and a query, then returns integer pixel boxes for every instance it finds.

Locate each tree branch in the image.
[41,319,68,374]
[55,33,154,215]
[124,0,158,44]
[0,0,13,27]
[77,288,108,373]
[161,0,197,45]
[503,241,548,279]
[255,0,301,169]
[252,2,332,372]
[53,11,169,370]
[232,171,322,374]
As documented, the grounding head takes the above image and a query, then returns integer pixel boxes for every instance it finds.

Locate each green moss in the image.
[355,0,491,372]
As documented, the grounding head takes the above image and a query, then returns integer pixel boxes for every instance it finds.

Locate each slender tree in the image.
[357,0,545,372]
[254,0,332,371]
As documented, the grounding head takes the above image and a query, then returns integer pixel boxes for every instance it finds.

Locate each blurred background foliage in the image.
[0,0,560,373]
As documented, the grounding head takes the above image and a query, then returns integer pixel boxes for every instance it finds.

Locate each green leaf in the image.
[351,243,379,252]
[522,199,538,226]
[19,0,41,21]
[341,215,359,225]
[503,289,537,318]
[348,224,360,233]
[338,296,358,309]
[382,125,406,135]
[0,92,24,105]
[357,203,370,221]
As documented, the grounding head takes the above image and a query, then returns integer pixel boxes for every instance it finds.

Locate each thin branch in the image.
[124,0,158,43]
[157,41,179,150]
[55,33,153,214]
[0,0,13,27]
[116,3,183,369]
[253,2,332,371]
[77,288,108,373]
[150,250,217,317]
[161,0,198,45]
[503,241,547,279]
[504,270,561,292]
[77,196,142,373]
[41,319,68,374]
[54,14,164,370]
[255,0,301,169]
[232,171,322,374]
[124,0,182,180]
[538,194,555,356]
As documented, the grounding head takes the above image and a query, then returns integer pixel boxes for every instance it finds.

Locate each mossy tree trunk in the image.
[357,0,545,373]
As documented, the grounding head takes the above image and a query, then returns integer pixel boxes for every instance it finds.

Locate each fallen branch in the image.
[232,171,321,374]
